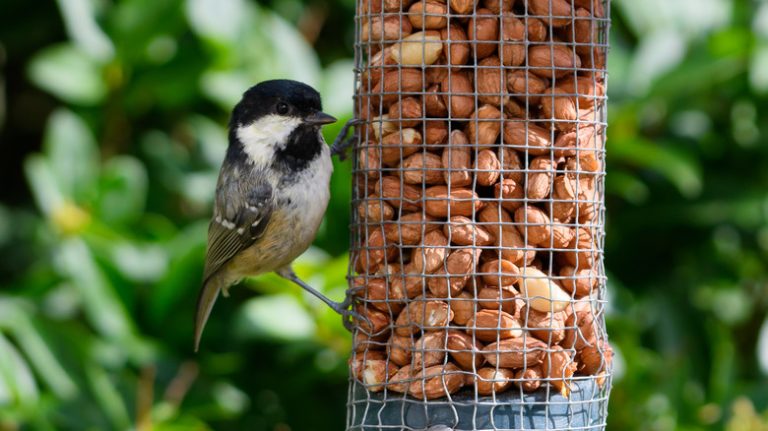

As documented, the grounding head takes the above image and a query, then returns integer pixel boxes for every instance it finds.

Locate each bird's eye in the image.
[276,102,289,115]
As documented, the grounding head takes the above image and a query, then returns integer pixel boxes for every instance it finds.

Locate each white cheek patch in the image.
[236,114,303,165]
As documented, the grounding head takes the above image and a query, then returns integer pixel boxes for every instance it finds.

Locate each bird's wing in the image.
[195,171,273,351]
[202,174,274,283]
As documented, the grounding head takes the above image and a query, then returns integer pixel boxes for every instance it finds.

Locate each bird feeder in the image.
[347,0,612,429]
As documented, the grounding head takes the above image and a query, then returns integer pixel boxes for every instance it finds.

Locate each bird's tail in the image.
[194,275,224,352]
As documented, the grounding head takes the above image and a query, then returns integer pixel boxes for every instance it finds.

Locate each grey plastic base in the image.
[348,379,609,431]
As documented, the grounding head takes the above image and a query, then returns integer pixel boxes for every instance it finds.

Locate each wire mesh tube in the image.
[347,0,611,429]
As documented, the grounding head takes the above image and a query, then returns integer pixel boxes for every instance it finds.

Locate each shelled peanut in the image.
[350,0,612,400]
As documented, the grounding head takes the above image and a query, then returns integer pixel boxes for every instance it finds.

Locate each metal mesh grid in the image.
[347,0,611,429]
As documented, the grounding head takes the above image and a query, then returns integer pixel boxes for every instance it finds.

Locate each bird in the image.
[194,79,359,351]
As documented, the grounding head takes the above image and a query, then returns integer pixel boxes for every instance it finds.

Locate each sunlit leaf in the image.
[627,30,686,95]
[200,70,252,110]
[28,43,107,105]
[693,284,752,325]
[185,0,246,43]
[212,381,250,416]
[615,0,731,39]
[43,109,100,204]
[236,294,316,341]
[749,42,768,94]
[759,318,768,376]
[320,59,355,119]
[610,137,703,198]
[197,4,322,107]
[54,238,136,342]
[187,115,227,167]
[250,7,322,88]
[180,172,218,208]
[0,299,79,400]
[54,0,115,61]
[606,171,650,204]
[0,333,39,407]
[109,241,169,283]
[23,155,64,216]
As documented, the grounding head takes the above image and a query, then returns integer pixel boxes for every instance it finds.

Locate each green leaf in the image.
[84,363,130,429]
[13,318,79,401]
[320,59,355,119]
[749,41,768,94]
[185,0,246,43]
[187,115,227,167]
[610,137,703,198]
[97,156,148,225]
[110,0,185,62]
[149,221,207,321]
[43,109,100,204]
[199,70,252,110]
[23,154,64,216]
[0,333,39,407]
[108,241,169,283]
[606,170,650,204]
[759,317,768,376]
[211,381,250,416]
[246,7,322,87]
[28,43,107,105]
[54,238,136,343]
[55,0,115,61]
[236,294,316,341]
[198,4,321,107]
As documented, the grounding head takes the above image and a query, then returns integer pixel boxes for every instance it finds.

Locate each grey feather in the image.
[202,173,273,283]
[195,167,273,351]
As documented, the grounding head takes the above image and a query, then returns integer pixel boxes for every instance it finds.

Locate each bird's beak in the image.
[305,111,337,126]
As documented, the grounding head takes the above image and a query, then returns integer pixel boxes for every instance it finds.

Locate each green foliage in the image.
[0,0,766,430]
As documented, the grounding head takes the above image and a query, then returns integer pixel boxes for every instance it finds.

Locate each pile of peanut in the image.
[350,0,612,401]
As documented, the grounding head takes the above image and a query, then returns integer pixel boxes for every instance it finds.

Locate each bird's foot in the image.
[338,305,367,333]
[279,268,369,332]
[336,284,368,332]
[330,118,362,161]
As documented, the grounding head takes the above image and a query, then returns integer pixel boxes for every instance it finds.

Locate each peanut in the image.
[391,31,444,66]
[388,97,423,127]
[442,130,473,186]
[424,186,484,217]
[482,337,547,368]
[477,56,508,106]
[401,152,445,184]
[440,71,474,118]
[408,1,449,30]
[409,363,464,399]
[444,215,494,246]
[468,8,499,59]
[466,104,503,150]
[468,309,522,341]
[475,149,502,186]
[475,367,515,395]
[446,329,485,370]
[516,267,570,313]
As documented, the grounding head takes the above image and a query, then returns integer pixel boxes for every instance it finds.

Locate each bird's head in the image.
[229,79,337,166]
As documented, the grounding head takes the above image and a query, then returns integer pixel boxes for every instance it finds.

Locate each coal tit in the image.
[194,79,358,351]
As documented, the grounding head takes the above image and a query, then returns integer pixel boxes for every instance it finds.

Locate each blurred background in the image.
[0,0,766,429]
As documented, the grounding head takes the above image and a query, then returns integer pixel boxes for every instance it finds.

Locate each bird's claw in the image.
[342,308,368,333]
[336,283,368,333]
[331,118,363,161]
